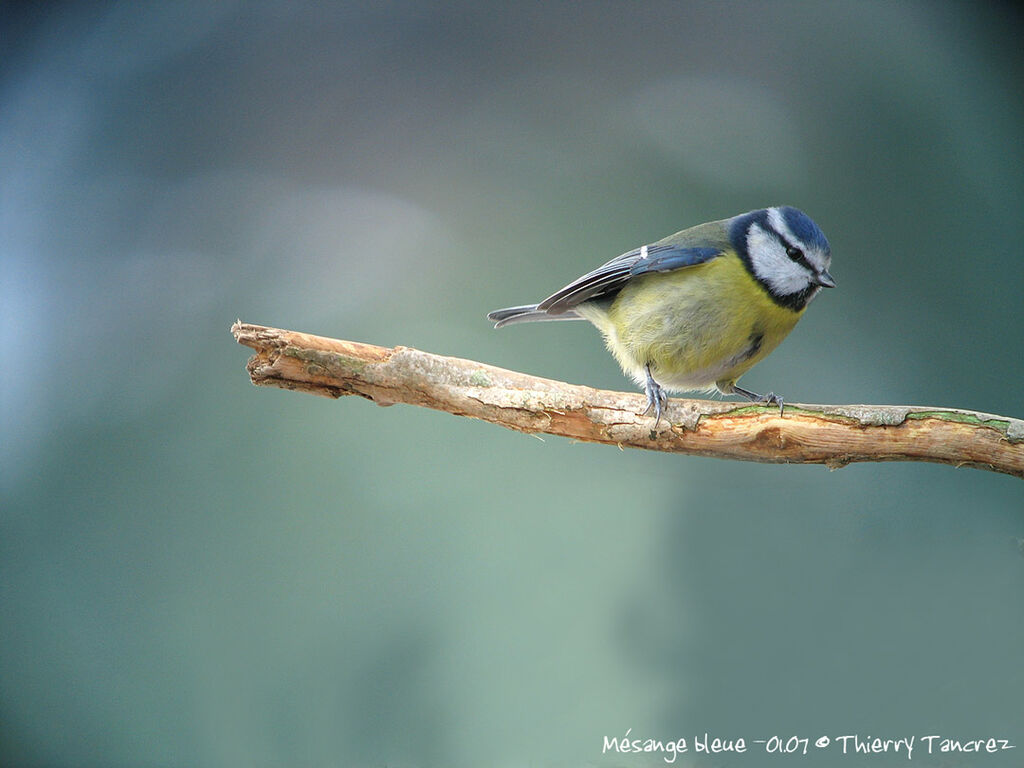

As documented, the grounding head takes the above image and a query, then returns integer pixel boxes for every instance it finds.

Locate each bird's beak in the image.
[815,270,836,288]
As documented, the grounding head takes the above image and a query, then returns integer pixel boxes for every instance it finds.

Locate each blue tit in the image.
[488,207,835,424]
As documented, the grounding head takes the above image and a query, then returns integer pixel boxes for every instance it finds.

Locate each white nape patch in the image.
[746,222,813,297]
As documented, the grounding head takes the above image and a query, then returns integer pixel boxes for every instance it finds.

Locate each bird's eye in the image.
[785,246,803,260]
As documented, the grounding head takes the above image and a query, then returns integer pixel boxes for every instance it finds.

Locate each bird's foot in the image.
[642,364,669,428]
[731,384,785,415]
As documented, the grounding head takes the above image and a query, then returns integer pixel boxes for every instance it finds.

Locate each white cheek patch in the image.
[747,222,812,296]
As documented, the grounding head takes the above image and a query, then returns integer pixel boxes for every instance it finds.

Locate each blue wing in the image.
[537,244,722,314]
[628,245,720,275]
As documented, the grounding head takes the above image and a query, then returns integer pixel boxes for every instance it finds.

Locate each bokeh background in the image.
[2,2,1022,766]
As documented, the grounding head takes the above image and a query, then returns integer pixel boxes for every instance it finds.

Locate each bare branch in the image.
[231,321,1024,479]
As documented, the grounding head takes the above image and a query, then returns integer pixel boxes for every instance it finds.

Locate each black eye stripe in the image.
[758,217,815,271]
[782,240,813,271]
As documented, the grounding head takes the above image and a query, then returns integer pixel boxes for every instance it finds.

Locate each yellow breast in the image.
[577,254,803,392]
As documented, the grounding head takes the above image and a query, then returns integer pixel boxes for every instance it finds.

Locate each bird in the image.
[487,206,835,425]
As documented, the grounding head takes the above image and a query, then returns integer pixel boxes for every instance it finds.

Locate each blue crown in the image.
[778,206,830,254]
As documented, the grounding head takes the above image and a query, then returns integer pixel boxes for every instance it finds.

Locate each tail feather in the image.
[487,304,582,328]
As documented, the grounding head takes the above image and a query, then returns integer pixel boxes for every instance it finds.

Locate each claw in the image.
[732,384,785,415]
[642,364,668,427]
[760,391,785,416]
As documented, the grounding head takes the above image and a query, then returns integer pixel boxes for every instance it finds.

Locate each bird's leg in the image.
[731,384,784,415]
[642,363,668,427]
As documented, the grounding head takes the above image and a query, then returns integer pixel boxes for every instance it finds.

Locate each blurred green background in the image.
[2,2,1022,766]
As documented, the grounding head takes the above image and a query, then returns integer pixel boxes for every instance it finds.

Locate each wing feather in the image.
[537,244,722,314]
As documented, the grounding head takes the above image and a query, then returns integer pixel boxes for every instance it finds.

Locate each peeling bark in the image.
[232,322,1024,479]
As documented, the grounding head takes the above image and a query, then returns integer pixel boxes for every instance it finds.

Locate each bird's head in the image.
[731,206,834,311]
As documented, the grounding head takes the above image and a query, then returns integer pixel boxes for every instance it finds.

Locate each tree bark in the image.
[232,321,1024,479]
